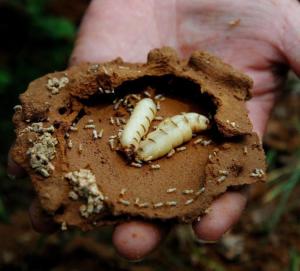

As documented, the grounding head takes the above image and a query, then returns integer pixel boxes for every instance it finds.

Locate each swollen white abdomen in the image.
[137,113,209,161]
[120,98,157,151]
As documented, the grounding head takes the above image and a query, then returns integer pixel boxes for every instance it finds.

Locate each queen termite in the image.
[120,98,157,155]
[136,113,210,161]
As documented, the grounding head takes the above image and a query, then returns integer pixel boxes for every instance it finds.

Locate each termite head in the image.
[122,145,136,160]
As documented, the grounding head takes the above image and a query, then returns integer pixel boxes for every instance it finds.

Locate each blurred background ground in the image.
[0,1,299,270]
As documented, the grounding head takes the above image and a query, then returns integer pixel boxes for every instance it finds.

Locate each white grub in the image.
[153,202,164,208]
[13,105,22,111]
[219,170,229,176]
[167,188,177,193]
[98,129,104,138]
[217,175,227,183]
[138,202,150,208]
[130,162,142,168]
[84,124,96,129]
[120,98,157,152]
[92,129,98,139]
[108,139,115,150]
[65,169,105,218]
[156,101,161,110]
[98,87,104,93]
[154,94,165,101]
[119,188,127,196]
[150,164,160,170]
[250,168,265,178]
[61,221,67,231]
[243,146,248,155]
[134,198,140,205]
[184,199,194,205]
[115,117,121,126]
[78,144,83,153]
[46,76,69,95]
[195,187,206,196]
[118,199,130,206]
[69,190,79,200]
[109,117,115,125]
[119,118,126,125]
[208,154,214,162]
[104,89,114,94]
[69,126,78,131]
[193,138,203,145]
[143,91,151,98]
[166,201,177,207]
[163,151,174,161]
[113,99,123,110]
[154,116,164,121]
[176,146,187,152]
[131,94,141,101]
[102,65,109,75]
[137,113,209,161]
[182,189,194,195]
[201,140,212,146]
[67,139,73,149]
[27,131,58,178]
[65,132,70,138]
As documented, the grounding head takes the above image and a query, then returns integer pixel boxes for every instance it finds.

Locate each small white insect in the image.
[120,98,157,153]
[137,113,209,161]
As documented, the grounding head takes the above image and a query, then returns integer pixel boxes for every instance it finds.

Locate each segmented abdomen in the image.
[120,98,157,151]
[137,113,209,161]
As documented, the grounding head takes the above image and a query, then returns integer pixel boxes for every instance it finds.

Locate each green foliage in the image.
[0,0,76,215]
[288,249,300,271]
[0,69,13,92]
[0,0,76,151]
[264,147,300,231]
[33,16,75,40]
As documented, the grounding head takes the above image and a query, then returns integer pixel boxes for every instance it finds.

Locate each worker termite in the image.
[136,112,210,161]
[120,98,157,156]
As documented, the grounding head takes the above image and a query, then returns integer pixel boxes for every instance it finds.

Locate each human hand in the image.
[8,0,300,261]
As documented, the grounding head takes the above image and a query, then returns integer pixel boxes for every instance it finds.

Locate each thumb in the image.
[281,0,300,76]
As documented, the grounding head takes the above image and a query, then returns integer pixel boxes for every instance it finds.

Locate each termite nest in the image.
[101,75,216,164]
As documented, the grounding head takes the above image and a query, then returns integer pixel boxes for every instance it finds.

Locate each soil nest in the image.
[11,47,266,231]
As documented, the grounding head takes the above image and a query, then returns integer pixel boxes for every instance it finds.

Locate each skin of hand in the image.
[7,0,300,261]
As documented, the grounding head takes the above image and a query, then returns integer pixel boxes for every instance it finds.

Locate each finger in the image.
[280,0,300,77]
[70,0,163,65]
[112,220,165,261]
[7,147,26,179]
[29,198,58,234]
[192,191,247,242]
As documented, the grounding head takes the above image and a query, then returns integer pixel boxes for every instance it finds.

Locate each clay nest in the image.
[11,47,266,231]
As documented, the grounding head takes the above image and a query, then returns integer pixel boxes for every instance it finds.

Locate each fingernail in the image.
[127,258,144,263]
[7,173,16,180]
[196,238,217,244]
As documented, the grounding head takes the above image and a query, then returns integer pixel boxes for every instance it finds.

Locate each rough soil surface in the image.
[11,47,266,230]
